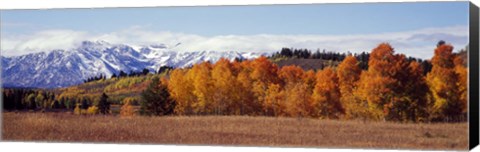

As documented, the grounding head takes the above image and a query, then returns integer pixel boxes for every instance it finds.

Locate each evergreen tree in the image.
[12,89,23,110]
[158,66,174,74]
[81,98,90,109]
[142,68,150,75]
[119,70,128,77]
[140,77,176,116]
[94,93,110,114]
[51,100,60,109]
[3,90,13,110]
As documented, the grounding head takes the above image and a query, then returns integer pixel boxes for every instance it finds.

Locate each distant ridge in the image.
[1,40,269,88]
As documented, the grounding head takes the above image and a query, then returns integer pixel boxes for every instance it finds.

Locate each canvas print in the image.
[0,2,474,150]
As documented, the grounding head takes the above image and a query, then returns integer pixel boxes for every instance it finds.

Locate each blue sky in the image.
[2,2,469,35]
[0,2,470,58]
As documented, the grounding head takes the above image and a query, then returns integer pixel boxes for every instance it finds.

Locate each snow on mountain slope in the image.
[1,40,269,88]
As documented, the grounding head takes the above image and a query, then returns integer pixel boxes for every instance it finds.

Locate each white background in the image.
[0,0,479,152]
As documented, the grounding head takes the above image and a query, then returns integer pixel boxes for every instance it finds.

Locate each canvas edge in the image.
[469,1,479,150]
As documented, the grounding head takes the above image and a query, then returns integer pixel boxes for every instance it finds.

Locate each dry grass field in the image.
[1,112,468,150]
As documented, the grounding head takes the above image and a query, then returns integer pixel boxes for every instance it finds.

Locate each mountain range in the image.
[1,40,268,88]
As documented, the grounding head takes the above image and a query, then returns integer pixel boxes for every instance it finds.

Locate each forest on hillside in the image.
[2,42,468,122]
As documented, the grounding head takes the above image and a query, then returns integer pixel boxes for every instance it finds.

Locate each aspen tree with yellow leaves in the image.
[311,67,343,119]
[426,43,465,121]
[337,56,362,119]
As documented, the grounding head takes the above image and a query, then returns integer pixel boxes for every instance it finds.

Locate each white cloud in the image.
[1,30,88,56]
[1,25,468,59]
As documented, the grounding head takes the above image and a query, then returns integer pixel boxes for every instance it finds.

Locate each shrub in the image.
[87,106,99,115]
[120,98,136,117]
[74,104,81,115]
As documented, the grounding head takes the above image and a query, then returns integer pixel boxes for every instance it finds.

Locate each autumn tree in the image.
[87,106,99,115]
[26,93,36,110]
[337,56,362,119]
[426,43,464,121]
[301,70,317,116]
[168,69,195,115]
[159,43,442,121]
[35,93,45,109]
[263,83,285,116]
[454,54,467,115]
[278,65,305,85]
[278,65,311,117]
[74,103,81,115]
[311,67,343,119]
[235,60,261,115]
[284,82,311,117]
[250,56,280,115]
[211,58,242,115]
[187,62,215,114]
[302,70,316,91]
[121,97,136,117]
[355,43,430,122]
[386,60,429,122]
[355,43,401,120]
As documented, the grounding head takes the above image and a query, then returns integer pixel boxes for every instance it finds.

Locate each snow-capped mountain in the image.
[1,40,269,88]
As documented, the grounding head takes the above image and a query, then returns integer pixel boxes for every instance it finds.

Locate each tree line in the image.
[271,48,348,61]
[84,66,174,83]
[270,47,432,74]
[3,89,56,111]
[165,42,466,122]
[2,88,111,115]
[2,42,467,122]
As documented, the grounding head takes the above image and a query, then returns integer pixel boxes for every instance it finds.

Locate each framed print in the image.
[1,1,479,151]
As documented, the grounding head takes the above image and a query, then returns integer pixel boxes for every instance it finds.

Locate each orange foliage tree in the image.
[426,44,465,121]
[337,56,362,119]
[263,83,286,116]
[303,70,316,91]
[249,56,280,115]
[355,43,429,121]
[354,43,398,120]
[168,69,195,115]
[454,54,467,115]
[162,43,461,122]
[188,62,215,115]
[283,82,312,117]
[236,60,262,115]
[360,43,397,120]
[386,59,429,122]
[311,67,343,119]
[278,66,312,117]
[120,97,136,117]
[278,65,305,85]
[211,58,240,115]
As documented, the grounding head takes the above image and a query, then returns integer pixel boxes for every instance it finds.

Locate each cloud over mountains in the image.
[1,25,468,59]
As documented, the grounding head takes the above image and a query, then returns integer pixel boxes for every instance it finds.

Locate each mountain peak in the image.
[149,44,167,49]
[2,41,270,88]
[79,40,112,48]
